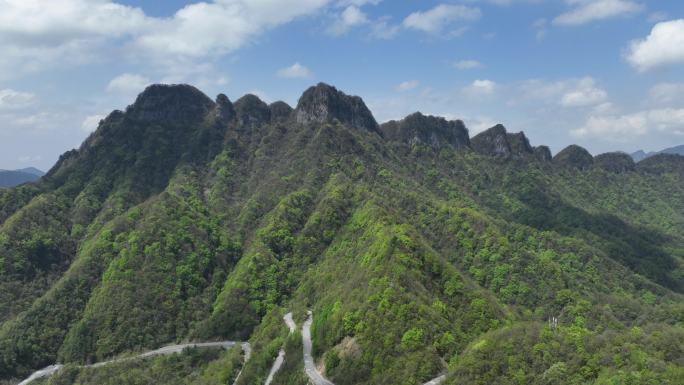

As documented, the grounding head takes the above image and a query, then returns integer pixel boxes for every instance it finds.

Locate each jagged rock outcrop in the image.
[471,125,536,158]
[636,153,684,175]
[534,146,552,162]
[126,84,215,124]
[471,125,511,157]
[553,145,593,170]
[269,101,293,122]
[380,112,469,149]
[507,132,534,155]
[215,94,236,122]
[594,152,635,173]
[234,94,271,126]
[295,83,379,133]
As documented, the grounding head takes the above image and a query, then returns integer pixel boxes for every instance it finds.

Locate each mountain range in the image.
[1,83,682,385]
[0,168,44,188]
[631,145,684,162]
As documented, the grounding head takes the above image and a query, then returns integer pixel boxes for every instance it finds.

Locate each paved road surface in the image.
[302,311,335,385]
[284,312,296,333]
[264,312,296,385]
[17,365,63,385]
[422,374,446,385]
[301,310,446,385]
[17,341,247,385]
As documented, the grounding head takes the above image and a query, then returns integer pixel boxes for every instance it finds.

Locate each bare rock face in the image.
[507,132,534,155]
[295,83,379,133]
[636,153,684,175]
[234,94,271,127]
[215,94,236,123]
[380,112,470,149]
[127,84,215,124]
[553,145,594,170]
[594,152,635,173]
[534,146,552,162]
[269,101,293,122]
[471,125,512,157]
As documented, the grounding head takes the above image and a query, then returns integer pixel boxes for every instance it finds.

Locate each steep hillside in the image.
[1,83,683,385]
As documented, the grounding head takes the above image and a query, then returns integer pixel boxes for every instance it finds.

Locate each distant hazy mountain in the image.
[632,144,684,162]
[0,167,44,188]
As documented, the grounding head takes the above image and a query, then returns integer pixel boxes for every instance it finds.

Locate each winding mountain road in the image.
[422,374,446,385]
[264,312,297,385]
[303,311,335,385]
[19,312,447,385]
[17,341,249,385]
[301,310,447,385]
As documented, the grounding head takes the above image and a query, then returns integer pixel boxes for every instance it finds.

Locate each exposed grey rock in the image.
[234,94,271,126]
[594,152,635,173]
[553,145,594,170]
[295,83,379,133]
[380,112,469,149]
[269,101,293,122]
[471,124,511,157]
[215,94,236,122]
[507,132,534,155]
[533,146,552,162]
[127,84,215,124]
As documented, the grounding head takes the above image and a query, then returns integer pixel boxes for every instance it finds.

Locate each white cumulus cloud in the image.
[0,89,35,110]
[106,73,151,94]
[0,0,333,80]
[395,80,420,92]
[649,83,684,104]
[462,79,497,98]
[0,0,150,79]
[277,62,313,79]
[81,114,106,133]
[328,5,368,35]
[403,4,481,34]
[627,19,684,72]
[453,60,482,70]
[553,0,642,26]
[560,78,608,107]
[572,108,684,139]
[520,77,608,108]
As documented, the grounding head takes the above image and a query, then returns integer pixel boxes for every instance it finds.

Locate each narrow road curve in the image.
[264,312,296,385]
[302,311,335,385]
[17,365,63,385]
[301,310,447,385]
[17,341,249,385]
[422,374,446,385]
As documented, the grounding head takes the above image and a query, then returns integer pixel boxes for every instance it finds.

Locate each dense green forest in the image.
[1,83,683,385]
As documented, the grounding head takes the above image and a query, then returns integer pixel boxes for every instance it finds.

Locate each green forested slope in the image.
[1,83,683,385]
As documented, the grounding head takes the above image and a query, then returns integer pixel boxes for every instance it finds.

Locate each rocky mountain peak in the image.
[471,124,511,157]
[506,132,534,155]
[215,94,236,122]
[594,152,635,173]
[269,101,293,122]
[380,112,470,149]
[234,94,271,127]
[533,146,552,162]
[553,145,593,170]
[126,84,215,124]
[294,83,379,133]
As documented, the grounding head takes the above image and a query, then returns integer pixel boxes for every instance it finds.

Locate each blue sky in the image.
[1,0,683,170]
